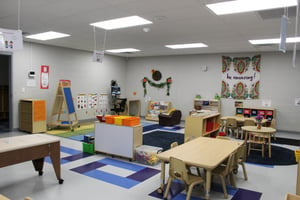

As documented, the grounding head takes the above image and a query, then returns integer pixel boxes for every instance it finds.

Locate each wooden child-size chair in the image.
[225,118,239,138]
[248,132,266,157]
[235,143,248,180]
[163,157,205,200]
[212,152,237,198]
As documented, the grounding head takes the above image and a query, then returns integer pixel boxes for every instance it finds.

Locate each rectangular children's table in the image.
[0,134,63,184]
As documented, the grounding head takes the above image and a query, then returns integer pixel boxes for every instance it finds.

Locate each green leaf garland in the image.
[142,77,172,96]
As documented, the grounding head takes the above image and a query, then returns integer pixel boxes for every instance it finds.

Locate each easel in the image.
[48,80,79,131]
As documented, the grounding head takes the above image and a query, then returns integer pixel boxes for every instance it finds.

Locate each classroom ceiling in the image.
[0,0,298,57]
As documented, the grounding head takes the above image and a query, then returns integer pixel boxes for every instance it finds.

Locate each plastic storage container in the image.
[135,145,162,165]
[123,117,140,126]
[82,142,94,154]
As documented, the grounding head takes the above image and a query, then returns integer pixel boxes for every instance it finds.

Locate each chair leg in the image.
[241,163,248,180]
[186,184,195,200]
[229,172,236,188]
[220,176,228,198]
[247,143,251,156]
[163,178,172,199]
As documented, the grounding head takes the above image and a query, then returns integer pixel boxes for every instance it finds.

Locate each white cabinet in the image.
[94,122,142,160]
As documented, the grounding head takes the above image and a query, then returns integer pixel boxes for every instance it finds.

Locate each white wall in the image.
[11,42,127,128]
[126,52,300,132]
[6,42,300,132]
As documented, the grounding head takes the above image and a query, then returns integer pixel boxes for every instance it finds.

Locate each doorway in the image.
[0,54,11,132]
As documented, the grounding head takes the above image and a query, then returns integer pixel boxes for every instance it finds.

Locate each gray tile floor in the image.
[0,126,299,200]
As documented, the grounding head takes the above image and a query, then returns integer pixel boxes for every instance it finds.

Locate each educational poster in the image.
[88,93,98,109]
[0,28,23,51]
[98,94,109,115]
[40,65,49,89]
[221,55,261,99]
[77,94,87,109]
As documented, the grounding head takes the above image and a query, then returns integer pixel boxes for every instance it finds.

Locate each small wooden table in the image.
[157,137,241,199]
[0,134,63,184]
[241,126,276,158]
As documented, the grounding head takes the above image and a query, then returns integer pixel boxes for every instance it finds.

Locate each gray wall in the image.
[126,52,300,132]
[5,42,300,132]
[11,42,127,128]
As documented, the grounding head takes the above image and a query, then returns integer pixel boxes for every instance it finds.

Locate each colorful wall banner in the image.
[221,55,261,99]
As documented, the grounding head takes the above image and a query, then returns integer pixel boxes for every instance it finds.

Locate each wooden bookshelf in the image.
[145,101,172,121]
[185,113,220,140]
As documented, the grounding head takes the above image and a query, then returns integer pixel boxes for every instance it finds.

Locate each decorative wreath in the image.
[142,70,172,96]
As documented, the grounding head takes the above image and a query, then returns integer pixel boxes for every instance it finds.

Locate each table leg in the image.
[157,161,166,194]
[49,142,64,184]
[268,135,271,158]
[32,158,44,175]
[205,170,212,199]
[243,131,249,144]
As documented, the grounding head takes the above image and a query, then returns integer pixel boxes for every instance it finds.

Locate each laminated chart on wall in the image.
[88,94,98,109]
[77,94,87,110]
[98,94,109,115]
[48,80,79,131]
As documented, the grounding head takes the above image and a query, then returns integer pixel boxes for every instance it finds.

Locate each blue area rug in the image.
[143,131,184,151]
[231,188,262,200]
[246,145,297,166]
[143,124,161,132]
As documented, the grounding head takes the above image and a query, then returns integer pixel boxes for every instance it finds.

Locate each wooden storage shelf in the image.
[184,113,220,140]
[94,122,142,160]
[193,99,221,113]
[19,99,46,133]
[124,99,141,117]
[236,107,276,125]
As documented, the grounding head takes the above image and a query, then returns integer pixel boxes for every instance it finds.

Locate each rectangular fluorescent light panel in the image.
[90,16,152,30]
[249,37,300,45]
[26,31,70,41]
[206,0,297,15]
[106,48,140,53]
[165,43,208,49]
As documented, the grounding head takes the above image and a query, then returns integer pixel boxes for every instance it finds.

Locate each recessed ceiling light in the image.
[206,0,297,15]
[165,43,208,49]
[106,48,140,53]
[249,37,300,45]
[90,16,152,30]
[25,31,70,41]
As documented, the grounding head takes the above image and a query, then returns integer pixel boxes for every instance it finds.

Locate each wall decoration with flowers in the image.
[142,69,172,96]
[221,55,261,99]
